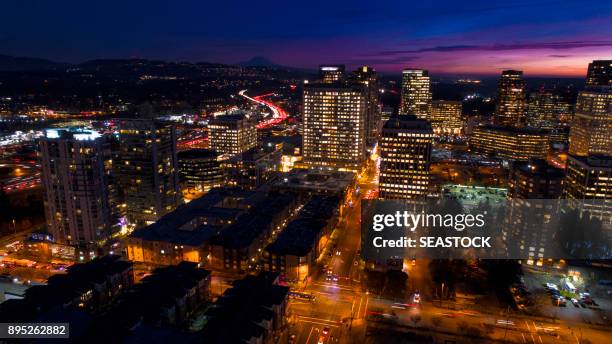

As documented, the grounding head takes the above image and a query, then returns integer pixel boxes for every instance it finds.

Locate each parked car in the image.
[571,298,580,307]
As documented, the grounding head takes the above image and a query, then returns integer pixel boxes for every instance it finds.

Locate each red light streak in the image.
[240,91,289,129]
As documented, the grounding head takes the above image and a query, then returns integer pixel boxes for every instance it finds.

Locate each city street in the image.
[284,158,612,343]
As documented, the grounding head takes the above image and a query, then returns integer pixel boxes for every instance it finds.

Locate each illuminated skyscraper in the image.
[506,159,565,266]
[302,83,367,171]
[399,69,431,119]
[208,114,257,156]
[178,149,224,194]
[430,100,463,135]
[509,159,564,199]
[118,119,181,227]
[495,70,526,127]
[39,128,114,245]
[564,60,611,220]
[586,60,612,87]
[319,65,345,84]
[527,90,556,129]
[379,115,433,199]
[568,87,611,156]
[352,66,380,145]
[563,155,611,219]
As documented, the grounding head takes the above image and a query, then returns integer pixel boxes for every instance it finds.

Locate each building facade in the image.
[379,115,433,199]
[177,149,224,194]
[117,119,181,227]
[39,128,115,246]
[399,69,431,119]
[319,65,345,83]
[469,125,549,161]
[302,83,367,171]
[352,66,381,146]
[208,114,257,156]
[495,70,526,127]
[563,155,612,219]
[586,60,612,87]
[568,87,611,157]
[430,100,463,135]
[527,90,556,129]
[508,159,565,199]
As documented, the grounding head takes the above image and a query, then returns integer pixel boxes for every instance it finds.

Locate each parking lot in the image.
[522,265,612,326]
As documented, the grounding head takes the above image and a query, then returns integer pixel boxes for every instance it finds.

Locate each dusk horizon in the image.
[0,2,610,344]
[2,0,611,77]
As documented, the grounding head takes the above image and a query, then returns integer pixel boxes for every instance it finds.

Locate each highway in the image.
[0,163,40,193]
[238,90,288,129]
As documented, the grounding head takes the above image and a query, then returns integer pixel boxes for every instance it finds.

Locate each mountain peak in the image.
[238,56,280,67]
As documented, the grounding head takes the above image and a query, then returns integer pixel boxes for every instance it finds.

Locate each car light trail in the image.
[239,89,288,129]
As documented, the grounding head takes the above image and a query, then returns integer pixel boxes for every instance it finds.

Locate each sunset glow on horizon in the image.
[2,0,611,76]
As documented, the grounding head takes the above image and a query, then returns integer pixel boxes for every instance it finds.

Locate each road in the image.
[284,154,611,343]
[238,90,288,129]
[0,162,41,193]
[287,158,377,343]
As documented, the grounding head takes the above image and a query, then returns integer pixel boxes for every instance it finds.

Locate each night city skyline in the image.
[0,2,611,343]
[2,0,612,76]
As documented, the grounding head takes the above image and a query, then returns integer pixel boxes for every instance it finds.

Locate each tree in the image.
[0,187,9,223]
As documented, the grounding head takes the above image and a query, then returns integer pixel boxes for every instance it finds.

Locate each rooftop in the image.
[273,168,355,195]
[211,191,298,249]
[200,272,289,343]
[83,262,210,341]
[514,159,565,177]
[266,195,340,256]
[383,115,433,131]
[44,127,102,141]
[130,187,254,239]
[568,154,612,169]
[177,148,219,160]
[0,255,132,322]
[266,218,325,256]
[131,223,219,246]
[209,114,250,123]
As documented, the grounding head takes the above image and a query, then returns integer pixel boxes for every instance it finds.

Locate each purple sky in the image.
[1,0,611,76]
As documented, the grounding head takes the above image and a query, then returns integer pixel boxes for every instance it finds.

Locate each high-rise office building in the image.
[117,119,181,227]
[469,125,549,161]
[563,155,611,219]
[379,115,433,199]
[495,70,526,127]
[506,159,565,266]
[399,69,431,119]
[586,60,612,87]
[177,149,224,194]
[508,159,564,199]
[39,128,114,245]
[430,100,463,135]
[208,114,257,156]
[568,87,611,156]
[563,60,612,221]
[302,83,367,171]
[352,66,381,145]
[527,90,556,129]
[319,65,345,84]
